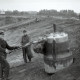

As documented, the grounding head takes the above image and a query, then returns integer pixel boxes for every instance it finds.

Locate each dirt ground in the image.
[1,16,80,80]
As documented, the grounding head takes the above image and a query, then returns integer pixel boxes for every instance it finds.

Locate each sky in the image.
[0,0,80,13]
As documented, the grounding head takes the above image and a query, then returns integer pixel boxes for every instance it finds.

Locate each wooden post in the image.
[53,24,56,32]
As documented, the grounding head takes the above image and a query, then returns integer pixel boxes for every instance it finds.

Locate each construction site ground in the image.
[1,16,80,80]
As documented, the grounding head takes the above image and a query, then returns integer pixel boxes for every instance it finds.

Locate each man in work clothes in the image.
[0,56,10,80]
[0,31,19,80]
[21,30,33,63]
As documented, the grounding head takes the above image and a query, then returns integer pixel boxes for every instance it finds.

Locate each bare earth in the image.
[2,16,80,80]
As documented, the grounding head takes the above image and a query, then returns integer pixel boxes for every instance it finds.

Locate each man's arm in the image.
[6,42,18,50]
[0,45,5,52]
[21,37,23,46]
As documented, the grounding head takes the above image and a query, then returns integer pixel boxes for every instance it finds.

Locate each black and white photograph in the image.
[0,0,80,80]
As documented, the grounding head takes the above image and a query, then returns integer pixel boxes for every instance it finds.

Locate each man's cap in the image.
[0,31,4,35]
[23,30,27,33]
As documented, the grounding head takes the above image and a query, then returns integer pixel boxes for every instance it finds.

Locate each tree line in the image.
[0,9,80,18]
[37,9,79,18]
[4,10,29,15]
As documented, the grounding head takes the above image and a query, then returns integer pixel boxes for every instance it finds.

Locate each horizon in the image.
[0,0,80,13]
[1,9,80,14]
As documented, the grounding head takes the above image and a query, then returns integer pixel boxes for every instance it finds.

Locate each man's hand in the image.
[6,49,11,54]
[14,46,20,49]
[23,42,31,47]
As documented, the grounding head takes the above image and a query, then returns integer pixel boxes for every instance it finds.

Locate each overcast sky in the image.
[0,0,80,13]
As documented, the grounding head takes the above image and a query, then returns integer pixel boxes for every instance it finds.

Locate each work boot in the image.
[29,58,32,62]
[47,73,55,76]
[6,79,10,80]
[24,60,27,63]
[0,78,10,80]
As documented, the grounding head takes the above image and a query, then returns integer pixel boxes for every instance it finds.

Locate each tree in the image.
[5,11,12,15]
[12,10,19,15]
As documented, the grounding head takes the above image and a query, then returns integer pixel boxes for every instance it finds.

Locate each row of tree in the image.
[4,10,29,15]
[3,10,37,15]
[0,9,80,18]
[37,9,79,18]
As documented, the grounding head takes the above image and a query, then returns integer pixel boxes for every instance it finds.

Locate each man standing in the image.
[0,56,10,80]
[21,30,33,63]
[0,31,19,80]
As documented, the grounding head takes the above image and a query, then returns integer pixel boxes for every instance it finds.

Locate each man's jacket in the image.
[21,34,29,47]
[0,38,17,58]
